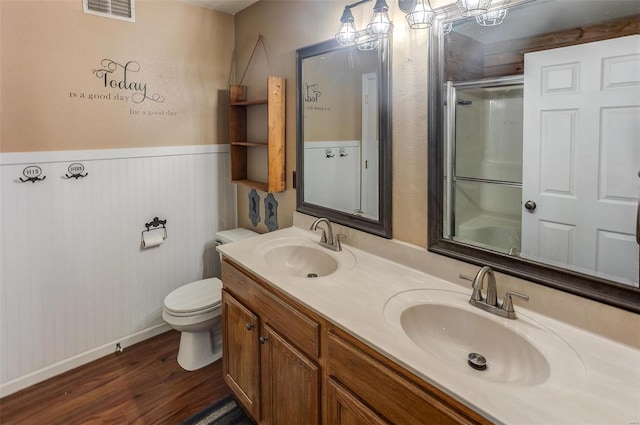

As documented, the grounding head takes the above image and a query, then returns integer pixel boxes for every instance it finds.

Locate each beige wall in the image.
[234,1,428,245]
[0,0,234,152]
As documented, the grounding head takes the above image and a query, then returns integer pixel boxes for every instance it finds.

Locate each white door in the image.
[522,35,640,286]
[361,72,378,220]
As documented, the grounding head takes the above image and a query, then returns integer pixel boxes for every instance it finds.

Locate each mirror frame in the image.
[296,38,392,238]
[427,17,640,314]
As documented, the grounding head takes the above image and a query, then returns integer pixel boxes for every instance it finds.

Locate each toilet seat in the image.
[163,278,222,317]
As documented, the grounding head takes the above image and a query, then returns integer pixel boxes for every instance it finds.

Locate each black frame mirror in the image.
[296,38,392,238]
[427,4,640,313]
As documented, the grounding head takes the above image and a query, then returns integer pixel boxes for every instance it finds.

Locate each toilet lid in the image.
[164,278,222,314]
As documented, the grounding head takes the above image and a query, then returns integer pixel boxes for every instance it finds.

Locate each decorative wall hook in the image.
[19,165,46,183]
[339,148,348,157]
[325,149,335,158]
[264,193,279,232]
[248,189,261,227]
[63,163,88,179]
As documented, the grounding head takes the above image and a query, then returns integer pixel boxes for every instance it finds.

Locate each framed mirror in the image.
[428,0,640,312]
[296,38,392,238]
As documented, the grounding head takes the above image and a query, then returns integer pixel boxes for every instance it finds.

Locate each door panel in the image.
[261,323,320,425]
[522,35,640,286]
[222,291,260,418]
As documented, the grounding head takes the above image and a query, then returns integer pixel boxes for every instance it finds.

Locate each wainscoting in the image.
[0,145,236,396]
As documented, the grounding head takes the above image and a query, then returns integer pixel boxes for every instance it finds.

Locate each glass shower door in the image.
[443,76,524,255]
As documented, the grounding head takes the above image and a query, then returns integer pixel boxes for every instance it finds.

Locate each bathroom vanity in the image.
[221,257,486,424]
[217,225,640,424]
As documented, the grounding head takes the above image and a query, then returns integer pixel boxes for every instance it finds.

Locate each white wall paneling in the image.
[0,145,235,396]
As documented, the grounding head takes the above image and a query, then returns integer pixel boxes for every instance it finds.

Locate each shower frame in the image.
[444,75,524,240]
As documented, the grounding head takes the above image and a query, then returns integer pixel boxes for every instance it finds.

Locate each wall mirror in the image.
[296,38,392,238]
[428,0,640,312]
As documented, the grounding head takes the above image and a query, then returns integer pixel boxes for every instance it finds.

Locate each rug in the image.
[182,394,253,425]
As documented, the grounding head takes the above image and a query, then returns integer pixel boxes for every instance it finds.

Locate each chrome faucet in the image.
[461,266,529,319]
[309,218,344,251]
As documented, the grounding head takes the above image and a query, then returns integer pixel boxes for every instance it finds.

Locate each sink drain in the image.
[307,273,318,278]
[468,352,487,371]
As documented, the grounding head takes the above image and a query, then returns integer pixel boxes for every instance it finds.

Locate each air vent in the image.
[84,0,135,22]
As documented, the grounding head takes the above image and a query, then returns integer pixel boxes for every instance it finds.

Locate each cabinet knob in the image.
[246,323,254,331]
[259,336,269,344]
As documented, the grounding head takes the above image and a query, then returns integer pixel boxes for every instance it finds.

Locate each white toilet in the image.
[162,228,258,371]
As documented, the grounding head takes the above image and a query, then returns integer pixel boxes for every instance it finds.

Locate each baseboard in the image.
[0,323,171,398]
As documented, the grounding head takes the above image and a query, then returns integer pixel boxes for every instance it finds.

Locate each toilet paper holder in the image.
[142,217,167,241]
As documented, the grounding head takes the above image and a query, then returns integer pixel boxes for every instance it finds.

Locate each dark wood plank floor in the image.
[0,330,232,425]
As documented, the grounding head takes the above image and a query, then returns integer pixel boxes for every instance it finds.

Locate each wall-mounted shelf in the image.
[229,76,286,193]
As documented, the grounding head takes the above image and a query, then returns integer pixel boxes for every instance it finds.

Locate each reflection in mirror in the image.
[429,0,640,312]
[297,39,391,238]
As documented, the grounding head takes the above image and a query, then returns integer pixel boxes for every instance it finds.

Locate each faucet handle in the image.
[460,274,483,302]
[335,234,346,250]
[502,291,529,314]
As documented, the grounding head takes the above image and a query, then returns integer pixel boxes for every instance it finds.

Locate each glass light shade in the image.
[456,0,491,17]
[406,0,436,29]
[476,8,507,26]
[367,10,393,37]
[336,21,358,45]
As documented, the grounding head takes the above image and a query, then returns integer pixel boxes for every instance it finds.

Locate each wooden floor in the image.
[0,330,232,425]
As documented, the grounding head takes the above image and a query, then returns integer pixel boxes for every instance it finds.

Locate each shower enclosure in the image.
[444,76,524,255]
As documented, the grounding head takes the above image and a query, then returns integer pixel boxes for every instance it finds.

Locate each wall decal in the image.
[93,59,165,104]
[248,189,260,227]
[67,58,177,118]
[304,83,322,103]
[264,193,279,232]
[304,82,331,113]
[18,166,46,183]
[63,163,88,179]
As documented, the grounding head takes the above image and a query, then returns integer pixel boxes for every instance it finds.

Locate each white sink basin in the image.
[384,289,586,387]
[260,237,356,278]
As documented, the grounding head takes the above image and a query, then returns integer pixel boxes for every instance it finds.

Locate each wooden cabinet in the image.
[221,291,260,417]
[221,260,320,425]
[326,326,490,425]
[221,258,490,425]
[229,76,286,193]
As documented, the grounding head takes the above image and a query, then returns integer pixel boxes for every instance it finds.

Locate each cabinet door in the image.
[222,290,260,418]
[260,323,320,425]
[327,378,390,425]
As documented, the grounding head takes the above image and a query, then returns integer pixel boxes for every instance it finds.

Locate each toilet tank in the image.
[212,228,259,278]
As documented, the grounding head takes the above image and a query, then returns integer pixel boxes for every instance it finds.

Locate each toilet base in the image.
[177,327,222,371]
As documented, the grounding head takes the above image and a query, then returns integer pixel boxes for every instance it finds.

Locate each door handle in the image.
[524,200,537,212]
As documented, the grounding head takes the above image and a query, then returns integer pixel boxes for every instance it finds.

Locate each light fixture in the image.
[442,22,453,35]
[476,8,507,26]
[367,0,394,38]
[456,0,492,17]
[335,0,495,49]
[406,0,436,29]
[335,6,358,45]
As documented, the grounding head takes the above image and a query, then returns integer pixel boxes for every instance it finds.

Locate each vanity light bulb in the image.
[367,10,393,37]
[336,21,358,45]
[406,0,436,29]
[456,0,492,17]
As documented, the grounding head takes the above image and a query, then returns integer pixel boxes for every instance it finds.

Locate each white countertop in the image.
[218,226,640,425]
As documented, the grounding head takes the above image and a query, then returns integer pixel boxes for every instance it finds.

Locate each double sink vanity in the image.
[217,217,640,424]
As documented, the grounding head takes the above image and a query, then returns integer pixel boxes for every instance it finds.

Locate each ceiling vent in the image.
[84,0,135,22]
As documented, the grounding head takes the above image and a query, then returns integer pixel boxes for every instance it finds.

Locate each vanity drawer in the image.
[221,259,321,359]
[326,327,489,425]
